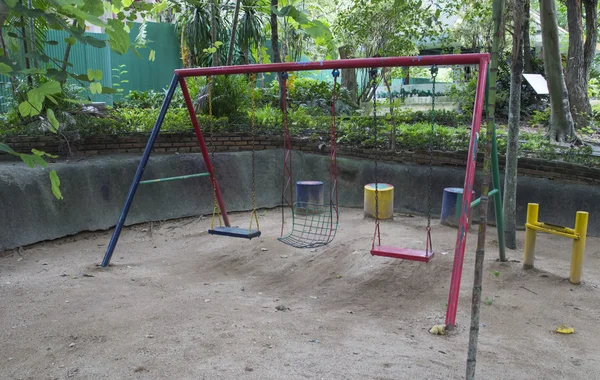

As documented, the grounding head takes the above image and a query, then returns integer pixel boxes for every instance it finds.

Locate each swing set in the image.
[100,53,497,329]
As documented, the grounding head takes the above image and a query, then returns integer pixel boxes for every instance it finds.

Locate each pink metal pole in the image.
[179,77,231,227]
[175,54,490,78]
[445,57,490,329]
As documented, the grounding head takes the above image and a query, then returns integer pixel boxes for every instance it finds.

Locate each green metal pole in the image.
[491,127,506,261]
[140,172,210,185]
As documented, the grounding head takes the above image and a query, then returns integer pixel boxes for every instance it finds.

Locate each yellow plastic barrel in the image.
[364,183,394,220]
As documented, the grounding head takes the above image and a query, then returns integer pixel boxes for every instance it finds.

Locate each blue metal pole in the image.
[101,74,180,267]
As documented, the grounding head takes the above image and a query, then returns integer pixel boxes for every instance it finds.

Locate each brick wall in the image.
[4,133,599,185]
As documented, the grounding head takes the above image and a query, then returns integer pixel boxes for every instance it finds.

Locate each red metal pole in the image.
[280,74,293,237]
[445,58,490,329]
[175,54,490,78]
[179,77,231,227]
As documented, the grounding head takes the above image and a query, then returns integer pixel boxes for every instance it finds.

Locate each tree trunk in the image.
[226,0,241,66]
[338,46,358,104]
[523,0,533,73]
[540,0,575,141]
[566,0,592,129]
[270,0,284,110]
[503,0,525,251]
[583,0,598,92]
[465,0,505,377]
[211,0,220,66]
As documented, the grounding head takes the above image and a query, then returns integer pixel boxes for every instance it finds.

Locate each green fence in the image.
[0,22,182,112]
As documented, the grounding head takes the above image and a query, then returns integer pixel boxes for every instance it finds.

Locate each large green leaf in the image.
[0,63,13,75]
[106,18,130,54]
[50,170,63,200]
[47,109,60,133]
[82,0,105,17]
[0,143,16,155]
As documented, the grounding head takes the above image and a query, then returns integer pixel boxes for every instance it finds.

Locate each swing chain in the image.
[426,65,438,249]
[370,68,379,248]
[208,76,223,228]
[249,74,260,232]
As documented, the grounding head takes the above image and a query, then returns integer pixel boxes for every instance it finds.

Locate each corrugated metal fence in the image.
[0,22,181,112]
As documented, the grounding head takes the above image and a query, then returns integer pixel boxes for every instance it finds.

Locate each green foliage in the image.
[530,109,551,127]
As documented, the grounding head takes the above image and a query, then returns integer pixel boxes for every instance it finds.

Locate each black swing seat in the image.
[370,246,434,263]
[209,227,261,239]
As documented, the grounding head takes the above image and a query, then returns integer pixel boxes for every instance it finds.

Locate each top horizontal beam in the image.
[174,53,490,78]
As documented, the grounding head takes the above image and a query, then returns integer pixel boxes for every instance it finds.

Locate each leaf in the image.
[95,69,103,80]
[31,149,57,158]
[19,101,33,117]
[83,35,106,48]
[556,325,574,334]
[65,36,77,45]
[20,154,37,168]
[50,170,63,200]
[123,0,133,6]
[0,63,13,75]
[148,49,155,62]
[214,41,223,47]
[82,0,105,17]
[71,73,93,82]
[47,109,60,133]
[0,143,16,155]
[90,82,102,94]
[101,86,117,94]
[39,81,62,95]
[5,0,18,7]
[106,18,130,54]
[45,40,59,46]
[87,68,94,81]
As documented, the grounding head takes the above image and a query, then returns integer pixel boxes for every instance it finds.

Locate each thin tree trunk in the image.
[60,20,78,87]
[211,0,220,66]
[270,0,284,110]
[523,0,533,73]
[0,3,17,96]
[503,0,525,251]
[465,0,504,377]
[566,0,592,129]
[540,0,575,141]
[583,0,598,94]
[338,46,358,104]
[226,0,241,66]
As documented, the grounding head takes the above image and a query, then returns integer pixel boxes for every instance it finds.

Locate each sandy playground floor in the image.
[1,207,599,380]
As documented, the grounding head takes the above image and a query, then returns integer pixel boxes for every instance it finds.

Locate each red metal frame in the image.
[445,57,490,328]
[280,75,294,237]
[170,53,491,328]
[179,77,230,227]
[174,54,489,77]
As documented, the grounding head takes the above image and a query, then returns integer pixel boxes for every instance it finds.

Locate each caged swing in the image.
[277,70,340,249]
[369,66,438,263]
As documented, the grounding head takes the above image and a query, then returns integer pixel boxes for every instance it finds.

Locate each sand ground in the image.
[1,207,599,380]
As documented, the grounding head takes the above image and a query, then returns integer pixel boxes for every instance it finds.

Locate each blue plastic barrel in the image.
[441,187,475,227]
[296,181,325,212]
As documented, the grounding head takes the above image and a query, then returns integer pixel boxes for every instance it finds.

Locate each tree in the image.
[335,0,441,102]
[0,0,163,199]
[523,0,533,73]
[540,0,575,141]
[270,0,284,110]
[503,0,525,250]
[466,0,504,377]
[565,0,598,129]
[226,0,242,66]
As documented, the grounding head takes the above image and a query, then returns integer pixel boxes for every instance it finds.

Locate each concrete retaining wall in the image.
[1,150,598,251]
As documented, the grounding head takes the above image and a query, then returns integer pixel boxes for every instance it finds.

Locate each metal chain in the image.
[370,68,379,227]
[427,65,438,229]
[250,74,257,212]
[208,76,221,228]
